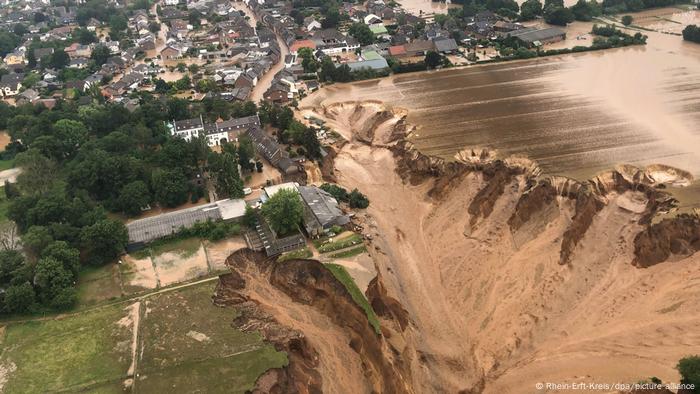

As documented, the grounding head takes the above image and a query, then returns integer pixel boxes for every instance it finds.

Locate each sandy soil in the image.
[324,253,376,294]
[120,255,158,292]
[153,244,209,287]
[0,132,10,151]
[0,168,20,184]
[301,101,700,393]
[204,237,247,272]
[232,255,374,394]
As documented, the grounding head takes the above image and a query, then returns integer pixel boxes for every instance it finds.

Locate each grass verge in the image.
[316,234,363,253]
[277,247,312,262]
[328,245,367,259]
[324,263,380,335]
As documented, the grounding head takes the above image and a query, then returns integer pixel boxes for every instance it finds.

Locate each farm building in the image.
[126,199,246,250]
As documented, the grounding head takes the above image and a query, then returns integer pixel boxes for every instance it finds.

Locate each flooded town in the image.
[1,0,700,392]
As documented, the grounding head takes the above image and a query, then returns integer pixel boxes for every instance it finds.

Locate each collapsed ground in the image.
[225,101,700,393]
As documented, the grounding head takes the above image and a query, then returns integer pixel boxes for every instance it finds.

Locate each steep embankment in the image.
[297,101,700,393]
[213,101,700,393]
[214,249,412,394]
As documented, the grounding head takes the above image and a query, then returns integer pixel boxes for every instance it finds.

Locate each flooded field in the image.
[303,20,700,209]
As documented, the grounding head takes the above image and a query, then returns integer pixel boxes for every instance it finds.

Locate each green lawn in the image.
[0,158,14,171]
[0,304,133,393]
[277,247,312,262]
[316,233,364,253]
[137,282,288,392]
[0,186,10,223]
[328,245,367,259]
[1,281,288,394]
[75,264,123,308]
[324,263,380,335]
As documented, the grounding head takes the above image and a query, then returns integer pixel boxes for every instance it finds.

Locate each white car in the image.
[243,187,252,195]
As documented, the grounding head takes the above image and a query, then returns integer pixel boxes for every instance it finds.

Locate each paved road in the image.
[237,2,290,103]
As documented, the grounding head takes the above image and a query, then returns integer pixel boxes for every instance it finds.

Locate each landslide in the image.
[214,249,412,394]
[305,101,700,393]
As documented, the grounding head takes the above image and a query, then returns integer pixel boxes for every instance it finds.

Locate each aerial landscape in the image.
[0,0,699,392]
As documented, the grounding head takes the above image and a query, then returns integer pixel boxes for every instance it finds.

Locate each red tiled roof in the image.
[290,39,316,53]
[388,45,406,56]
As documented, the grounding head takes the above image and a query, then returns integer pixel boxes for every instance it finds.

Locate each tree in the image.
[152,169,189,207]
[237,136,255,172]
[677,356,700,391]
[425,51,442,69]
[76,28,97,45]
[42,241,80,277]
[154,78,170,93]
[621,15,633,25]
[215,152,244,198]
[571,0,600,21]
[320,183,349,202]
[54,119,88,158]
[682,25,700,43]
[242,205,257,228]
[4,282,35,313]
[48,50,70,69]
[321,8,341,28]
[348,23,375,46]
[348,189,370,208]
[261,189,303,236]
[0,31,21,58]
[91,44,111,67]
[22,225,53,256]
[520,0,543,19]
[34,257,74,305]
[298,47,319,73]
[80,219,128,265]
[544,6,574,25]
[0,250,24,284]
[118,181,151,216]
[109,14,128,32]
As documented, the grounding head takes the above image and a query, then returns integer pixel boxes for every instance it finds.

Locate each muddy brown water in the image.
[304,25,700,209]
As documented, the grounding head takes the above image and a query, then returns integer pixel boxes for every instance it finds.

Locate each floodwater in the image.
[305,21,700,183]
[398,0,461,15]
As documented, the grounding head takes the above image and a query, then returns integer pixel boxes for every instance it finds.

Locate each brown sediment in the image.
[633,214,700,268]
[213,100,700,393]
[213,249,412,394]
[299,100,700,393]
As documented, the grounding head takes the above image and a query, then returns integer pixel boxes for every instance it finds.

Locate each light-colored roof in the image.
[216,199,247,220]
[263,182,299,200]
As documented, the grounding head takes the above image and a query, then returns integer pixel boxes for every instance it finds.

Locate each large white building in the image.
[168,114,261,146]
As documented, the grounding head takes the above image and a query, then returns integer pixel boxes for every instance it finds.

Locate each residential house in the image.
[297,185,350,237]
[0,73,24,97]
[246,126,299,175]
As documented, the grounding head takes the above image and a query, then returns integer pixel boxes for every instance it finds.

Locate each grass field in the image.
[316,233,364,254]
[0,186,10,223]
[136,282,287,393]
[0,158,14,171]
[75,264,123,308]
[324,263,380,335]
[0,282,288,393]
[328,245,367,259]
[0,304,133,393]
[277,247,313,262]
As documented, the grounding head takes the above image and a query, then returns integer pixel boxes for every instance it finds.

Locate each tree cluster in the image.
[683,25,700,43]
[261,189,304,236]
[319,183,370,209]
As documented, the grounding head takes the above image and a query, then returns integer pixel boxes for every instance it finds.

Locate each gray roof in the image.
[346,58,389,71]
[126,199,246,244]
[433,37,458,53]
[298,186,349,229]
[127,203,222,244]
[509,27,566,43]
